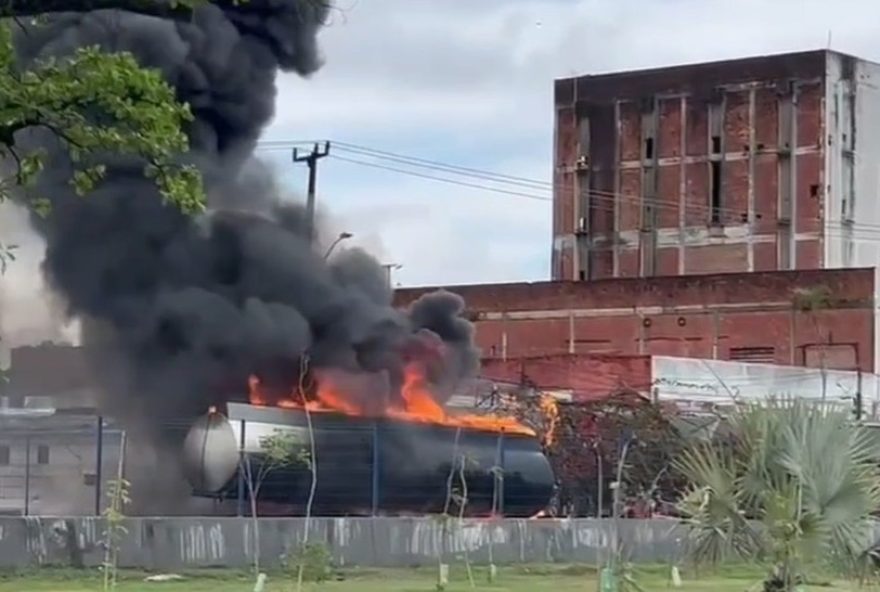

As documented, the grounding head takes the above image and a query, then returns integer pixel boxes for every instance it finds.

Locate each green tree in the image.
[676,398,880,591]
[0,21,203,215]
[242,429,305,577]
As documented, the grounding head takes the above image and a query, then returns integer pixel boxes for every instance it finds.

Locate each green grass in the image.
[0,564,870,592]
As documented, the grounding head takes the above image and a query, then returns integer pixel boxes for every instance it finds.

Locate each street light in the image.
[323,232,353,259]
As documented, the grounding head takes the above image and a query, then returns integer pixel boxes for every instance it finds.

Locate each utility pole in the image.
[292,141,330,241]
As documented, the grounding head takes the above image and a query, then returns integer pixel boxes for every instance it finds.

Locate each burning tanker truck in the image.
[10,2,555,514]
[181,365,555,517]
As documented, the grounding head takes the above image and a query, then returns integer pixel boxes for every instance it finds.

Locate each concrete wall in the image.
[823,54,880,374]
[0,517,684,569]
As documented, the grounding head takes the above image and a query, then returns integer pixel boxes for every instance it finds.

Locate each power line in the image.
[332,142,551,189]
[328,154,880,240]
[261,139,551,189]
[327,154,552,203]
[258,139,880,237]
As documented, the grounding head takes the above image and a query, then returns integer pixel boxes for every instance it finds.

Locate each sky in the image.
[257,0,880,288]
[4,0,880,352]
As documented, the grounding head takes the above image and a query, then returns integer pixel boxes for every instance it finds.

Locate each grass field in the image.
[0,565,870,592]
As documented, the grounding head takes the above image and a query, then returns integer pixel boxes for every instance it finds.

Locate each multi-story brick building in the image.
[395,50,880,382]
[552,49,880,281]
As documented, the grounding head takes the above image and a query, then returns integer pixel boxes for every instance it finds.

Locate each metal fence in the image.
[0,380,541,518]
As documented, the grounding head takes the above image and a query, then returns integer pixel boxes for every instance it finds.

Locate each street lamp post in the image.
[323,232,353,259]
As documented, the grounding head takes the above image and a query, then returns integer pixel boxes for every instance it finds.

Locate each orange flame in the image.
[539,393,560,448]
[247,364,535,436]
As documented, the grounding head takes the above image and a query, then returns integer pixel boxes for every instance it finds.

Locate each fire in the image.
[539,393,560,448]
[247,364,535,436]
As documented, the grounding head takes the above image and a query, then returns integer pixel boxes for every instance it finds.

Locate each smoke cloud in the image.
[12,2,480,428]
[0,202,77,364]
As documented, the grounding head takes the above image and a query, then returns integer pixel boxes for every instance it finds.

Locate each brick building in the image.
[552,49,880,281]
[395,268,876,372]
[395,50,880,384]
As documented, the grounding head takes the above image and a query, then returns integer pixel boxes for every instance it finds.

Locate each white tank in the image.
[181,408,240,492]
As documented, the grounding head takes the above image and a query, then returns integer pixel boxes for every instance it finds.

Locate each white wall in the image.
[651,355,879,417]
[0,430,122,515]
[824,53,880,372]
[824,53,880,269]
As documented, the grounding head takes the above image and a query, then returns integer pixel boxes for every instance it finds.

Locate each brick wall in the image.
[396,268,876,372]
[481,355,651,402]
[553,50,830,280]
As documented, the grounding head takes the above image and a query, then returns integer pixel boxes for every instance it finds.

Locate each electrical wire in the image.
[327,154,552,202]
[257,138,880,238]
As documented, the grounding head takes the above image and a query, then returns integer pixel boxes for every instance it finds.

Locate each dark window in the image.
[710,161,722,224]
[644,137,654,160]
[36,444,49,465]
[711,135,722,154]
[0,445,9,466]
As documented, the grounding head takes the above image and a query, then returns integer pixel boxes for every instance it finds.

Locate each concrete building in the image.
[0,407,122,516]
[0,345,121,516]
[395,268,876,371]
[552,49,880,281]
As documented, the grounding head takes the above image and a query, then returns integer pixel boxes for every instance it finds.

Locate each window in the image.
[710,161,722,224]
[644,137,654,160]
[36,444,49,465]
[0,445,9,466]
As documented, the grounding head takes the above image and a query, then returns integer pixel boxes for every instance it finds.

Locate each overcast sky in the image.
[4,0,880,352]
[258,0,880,288]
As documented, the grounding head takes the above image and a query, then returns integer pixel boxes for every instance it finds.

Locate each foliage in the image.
[286,542,332,583]
[791,286,833,311]
[599,561,647,592]
[0,242,15,274]
[261,430,310,472]
[0,20,204,215]
[243,429,304,578]
[675,398,880,591]
[512,392,686,517]
[101,477,131,592]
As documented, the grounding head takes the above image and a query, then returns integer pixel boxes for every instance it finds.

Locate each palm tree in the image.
[675,398,880,591]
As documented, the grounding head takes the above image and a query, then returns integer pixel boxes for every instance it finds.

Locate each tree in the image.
[675,398,880,591]
[242,429,305,577]
[0,21,204,216]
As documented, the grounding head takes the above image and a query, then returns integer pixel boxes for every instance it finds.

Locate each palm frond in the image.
[677,396,880,584]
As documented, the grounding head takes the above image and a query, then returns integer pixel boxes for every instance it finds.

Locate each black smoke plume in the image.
[13,2,480,428]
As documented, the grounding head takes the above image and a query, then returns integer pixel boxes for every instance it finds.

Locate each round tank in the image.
[182,406,554,517]
[182,409,240,492]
